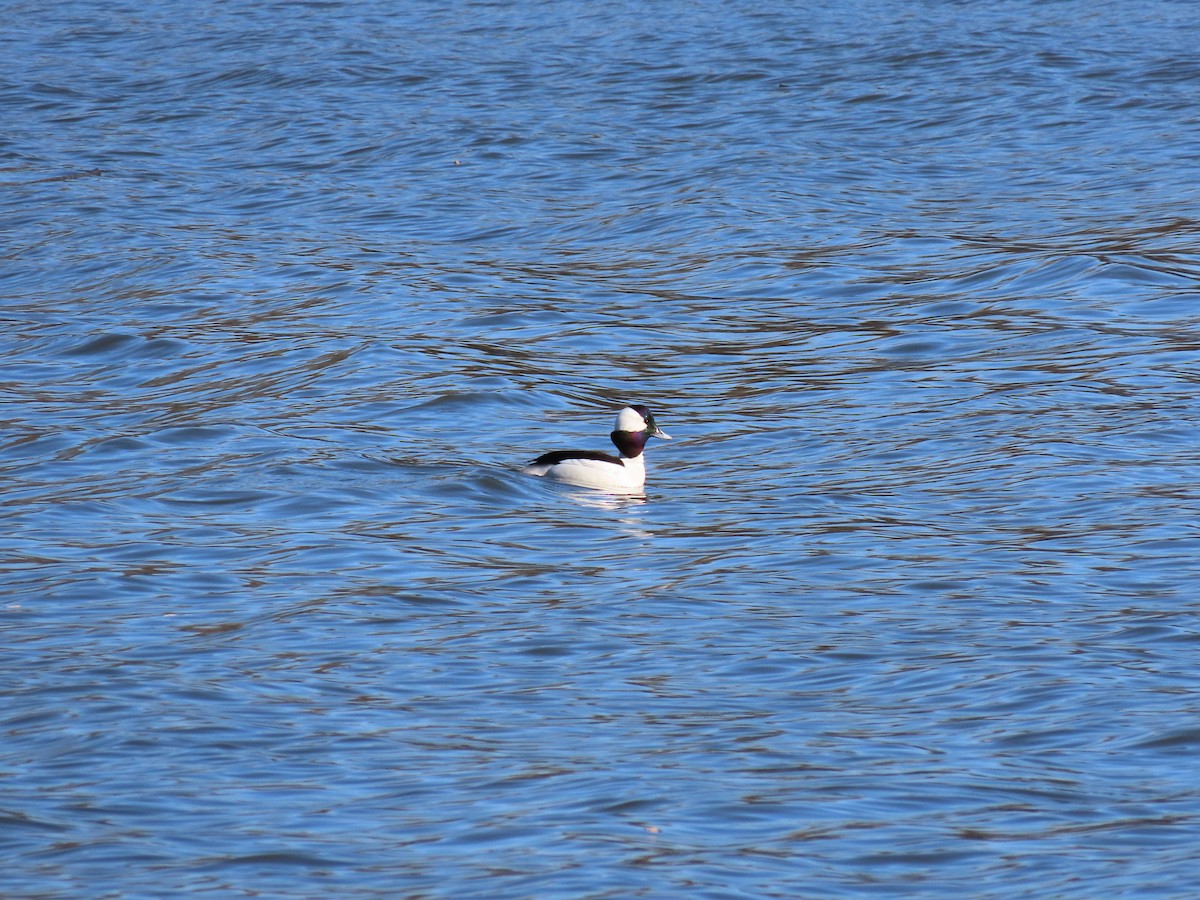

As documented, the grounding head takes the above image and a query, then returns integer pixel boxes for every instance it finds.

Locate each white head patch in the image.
[614,406,647,433]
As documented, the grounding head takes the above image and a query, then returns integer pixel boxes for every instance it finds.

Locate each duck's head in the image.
[610,404,671,458]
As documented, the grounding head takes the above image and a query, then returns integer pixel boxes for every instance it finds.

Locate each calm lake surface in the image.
[4,1,1200,896]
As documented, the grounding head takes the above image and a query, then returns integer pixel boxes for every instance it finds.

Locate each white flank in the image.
[524,454,646,491]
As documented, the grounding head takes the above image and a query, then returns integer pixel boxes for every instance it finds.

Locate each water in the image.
[4,0,1200,896]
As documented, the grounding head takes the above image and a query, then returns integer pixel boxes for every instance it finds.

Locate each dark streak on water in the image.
[3,1,1200,897]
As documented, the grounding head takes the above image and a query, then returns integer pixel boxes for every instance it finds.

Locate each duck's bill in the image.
[654,429,672,440]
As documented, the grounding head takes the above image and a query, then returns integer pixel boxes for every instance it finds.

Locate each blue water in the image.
[4,1,1200,896]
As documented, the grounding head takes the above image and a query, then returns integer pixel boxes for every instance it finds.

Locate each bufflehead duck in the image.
[523,405,672,491]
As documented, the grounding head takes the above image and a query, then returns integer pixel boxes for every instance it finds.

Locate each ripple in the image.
[5,1,1200,897]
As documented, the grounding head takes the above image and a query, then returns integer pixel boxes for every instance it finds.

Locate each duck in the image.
[523,404,672,491]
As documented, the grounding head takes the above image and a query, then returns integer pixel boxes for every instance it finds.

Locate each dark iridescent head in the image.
[610,404,671,458]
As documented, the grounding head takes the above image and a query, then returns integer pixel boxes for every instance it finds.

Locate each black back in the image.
[529,449,625,467]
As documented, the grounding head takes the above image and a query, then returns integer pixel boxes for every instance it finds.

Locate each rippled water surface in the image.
[4,1,1200,896]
